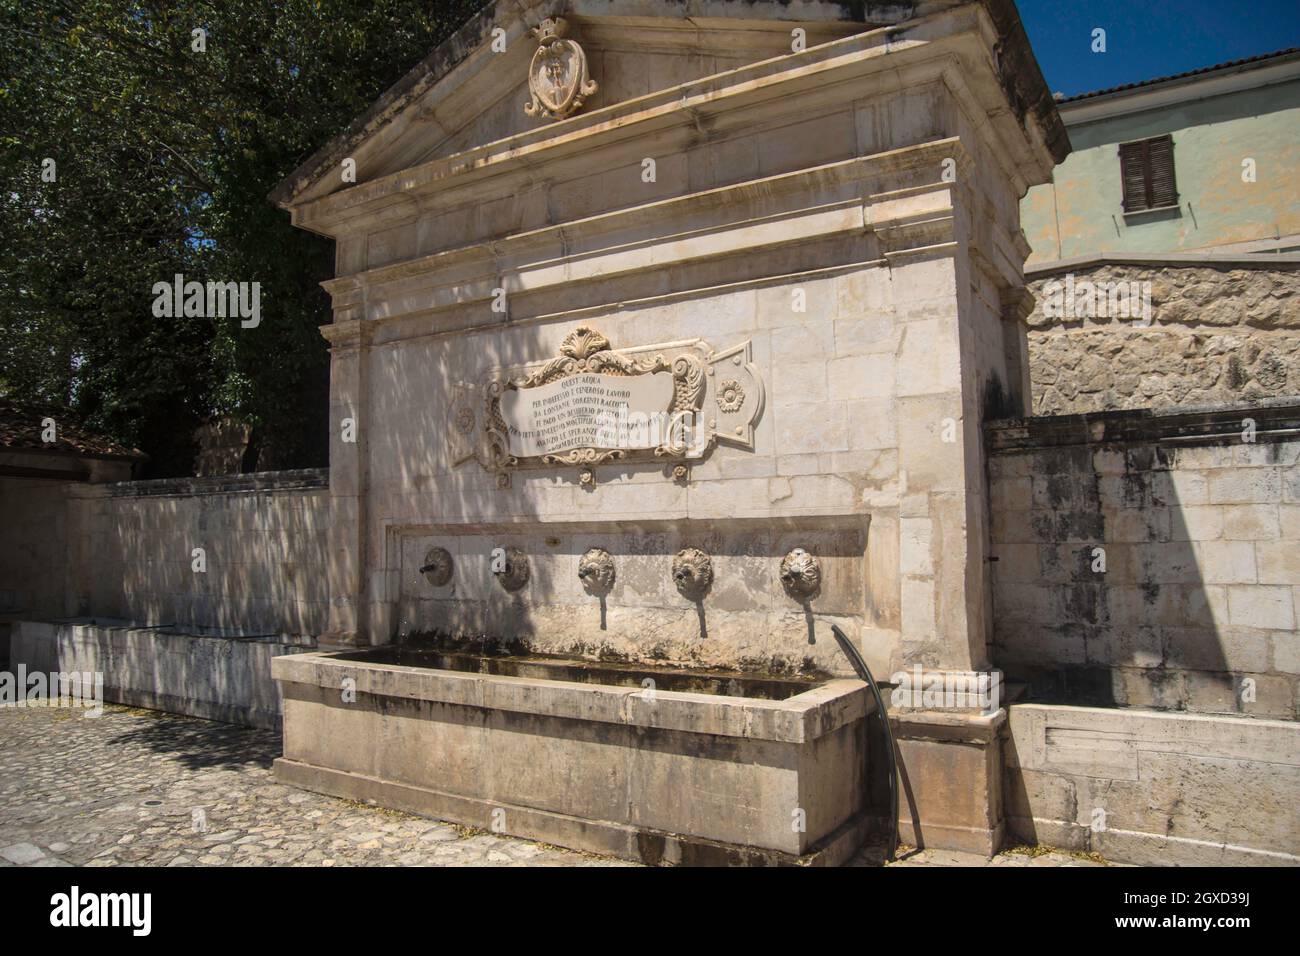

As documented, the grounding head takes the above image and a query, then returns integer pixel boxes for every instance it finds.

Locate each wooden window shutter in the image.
[1119,135,1178,212]
[1146,135,1178,208]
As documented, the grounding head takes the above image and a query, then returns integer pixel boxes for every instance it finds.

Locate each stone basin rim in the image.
[272,650,872,744]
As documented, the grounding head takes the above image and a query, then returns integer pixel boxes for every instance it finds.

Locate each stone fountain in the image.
[270,0,1065,863]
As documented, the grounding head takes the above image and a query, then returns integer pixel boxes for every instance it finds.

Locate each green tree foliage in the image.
[0,0,481,475]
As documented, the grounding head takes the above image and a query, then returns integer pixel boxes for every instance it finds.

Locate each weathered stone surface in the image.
[1025,263,1300,415]
[987,402,1300,719]
[274,652,872,862]
[1,701,1106,868]
[11,620,314,729]
[1005,704,1300,865]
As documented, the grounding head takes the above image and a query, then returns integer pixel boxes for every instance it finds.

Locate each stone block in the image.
[899,517,934,577]
[1168,505,1223,541]
[774,402,848,455]
[828,354,894,400]
[1227,585,1296,630]
[1272,632,1300,675]
[846,399,897,451]
[1207,468,1282,505]
[834,269,893,318]
[1191,540,1257,584]
[1256,540,1300,585]
[835,315,898,355]
[1222,504,1281,540]
[894,318,961,397]
[772,360,828,405]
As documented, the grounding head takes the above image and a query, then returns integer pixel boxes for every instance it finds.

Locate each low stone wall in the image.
[1004,703,1300,865]
[987,401,1299,720]
[77,469,332,636]
[11,619,314,729]
[1024,257,1300,415]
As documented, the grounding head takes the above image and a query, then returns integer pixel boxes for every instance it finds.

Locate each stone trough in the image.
[272,645,874,865]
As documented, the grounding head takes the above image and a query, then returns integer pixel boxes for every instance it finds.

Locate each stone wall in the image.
[71,470,332,636]
[1024,259,1300,415]
[1004,703,1300,865]
[314,76,1045,680]
[987,402,1299,720]
[0,478,70,617]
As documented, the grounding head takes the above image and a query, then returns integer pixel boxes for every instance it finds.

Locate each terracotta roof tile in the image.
[0,398,147,459]
[1060,47,1300,104]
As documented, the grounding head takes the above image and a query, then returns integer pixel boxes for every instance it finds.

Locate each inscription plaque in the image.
[499,372,676,458]
[452,326,764,484]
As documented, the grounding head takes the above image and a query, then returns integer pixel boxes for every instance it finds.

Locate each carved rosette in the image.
[717,380,745,414]
[578,547,615,595]
[420,547,454,587]
[454,406,475,435]
[672,548,713,600]
[524,18,597,121]
[779,548,821,600]
[493,547,530,592]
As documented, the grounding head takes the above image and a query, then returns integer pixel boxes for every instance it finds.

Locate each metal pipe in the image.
[830,623,899,862]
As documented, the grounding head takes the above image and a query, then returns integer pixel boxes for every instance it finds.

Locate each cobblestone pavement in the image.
[0,704,1105,868]
[0,704,628,867]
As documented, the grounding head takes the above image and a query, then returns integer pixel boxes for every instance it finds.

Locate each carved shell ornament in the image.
[524,18,598,121]
[672,548,714,600]
[780,548,821,600]
[578,547,616,595]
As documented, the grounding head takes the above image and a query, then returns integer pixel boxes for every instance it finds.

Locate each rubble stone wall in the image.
[1025,261,1300,416]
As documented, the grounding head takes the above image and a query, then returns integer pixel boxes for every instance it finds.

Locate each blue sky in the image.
[1017,0,1300,97]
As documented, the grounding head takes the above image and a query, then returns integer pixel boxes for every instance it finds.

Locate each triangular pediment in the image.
[270,0,916,210]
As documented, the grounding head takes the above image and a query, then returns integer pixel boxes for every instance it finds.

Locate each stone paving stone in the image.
[0,842,46,865]
[0,704,1103,868]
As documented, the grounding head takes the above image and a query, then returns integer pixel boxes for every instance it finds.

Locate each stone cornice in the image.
[329,138,965,289]
[319,318,376,348]
[314,140,969,340]
[289,4,1056,239]
[986,399,1300,453]
[1027,252,1300,278]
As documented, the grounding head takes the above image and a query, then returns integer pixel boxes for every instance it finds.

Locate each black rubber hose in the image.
[830,623,899,862]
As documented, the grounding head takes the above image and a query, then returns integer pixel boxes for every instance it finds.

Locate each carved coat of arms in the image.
[524,17,597,121]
